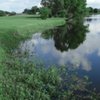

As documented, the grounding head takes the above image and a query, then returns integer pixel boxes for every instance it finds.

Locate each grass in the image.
[0,15,65,34]
[0,15,65,62]
[0,15,65,99]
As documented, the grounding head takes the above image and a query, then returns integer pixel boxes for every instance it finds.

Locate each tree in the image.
[23,6,39,15]
[87,7,94,13]
[94,8,98,13]
[41,0,65,17]
[23,9,32,14]
[64,0,86,20]
[30,6,39,14]
[41,0,86,19]
[0,10,5,16]
[9,12,16,16]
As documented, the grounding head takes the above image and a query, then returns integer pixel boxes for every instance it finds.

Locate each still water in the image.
[17,15,100,91]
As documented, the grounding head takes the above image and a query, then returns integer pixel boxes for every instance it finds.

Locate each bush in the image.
[40,7,51,19]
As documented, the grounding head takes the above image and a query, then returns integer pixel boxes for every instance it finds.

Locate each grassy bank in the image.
[0,15,65,62]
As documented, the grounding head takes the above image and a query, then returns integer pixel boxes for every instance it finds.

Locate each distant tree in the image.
[86,7,100,14]
[23,9,32,14]
[5,11,10,15]
[23,6,39,15]
[9,12,16,16]
[87,7,94,13]
[94,8,98,13]
[31,6,39,14]
[0,10,5,16]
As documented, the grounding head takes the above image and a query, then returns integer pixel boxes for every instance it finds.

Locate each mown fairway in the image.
[0,15,65,62]
[0,15,65,34]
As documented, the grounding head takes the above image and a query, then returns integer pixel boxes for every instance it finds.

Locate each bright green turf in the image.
[0,15,65,35]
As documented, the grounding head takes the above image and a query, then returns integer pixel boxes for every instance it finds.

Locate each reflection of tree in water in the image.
[42,20,88,52]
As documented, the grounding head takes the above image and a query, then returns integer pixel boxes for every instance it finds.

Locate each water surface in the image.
[17,15,100,91]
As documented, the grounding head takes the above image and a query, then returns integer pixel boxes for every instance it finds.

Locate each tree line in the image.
[87,7,100,14]
[1,0,99,19]
[23,0,87,19]
[23,6,40,15]
[23,0,100,20]
[0,10,16,16]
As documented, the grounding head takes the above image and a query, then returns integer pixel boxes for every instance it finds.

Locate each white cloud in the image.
[87,0,95,4]
[87,0,100,8]
[0,0,41,12]
[0,0,100,12]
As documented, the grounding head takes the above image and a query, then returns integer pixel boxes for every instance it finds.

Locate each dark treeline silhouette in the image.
[23,6,40,14]
[0,10,16,16]
[87,7,100,14]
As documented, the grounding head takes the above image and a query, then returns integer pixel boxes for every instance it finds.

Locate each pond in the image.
[16,15,100,92]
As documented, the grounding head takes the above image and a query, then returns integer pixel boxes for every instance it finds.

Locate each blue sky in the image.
[0,0,99,12]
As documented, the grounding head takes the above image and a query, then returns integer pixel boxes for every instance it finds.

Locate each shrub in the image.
[40,7,51,19]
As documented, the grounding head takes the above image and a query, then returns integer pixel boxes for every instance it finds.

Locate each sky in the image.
[87,0,100,8]
[0,0,99,13]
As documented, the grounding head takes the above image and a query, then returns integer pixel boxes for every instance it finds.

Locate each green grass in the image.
[0,15,65,99]
[0,15,65,62]
[0,15,65,34]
